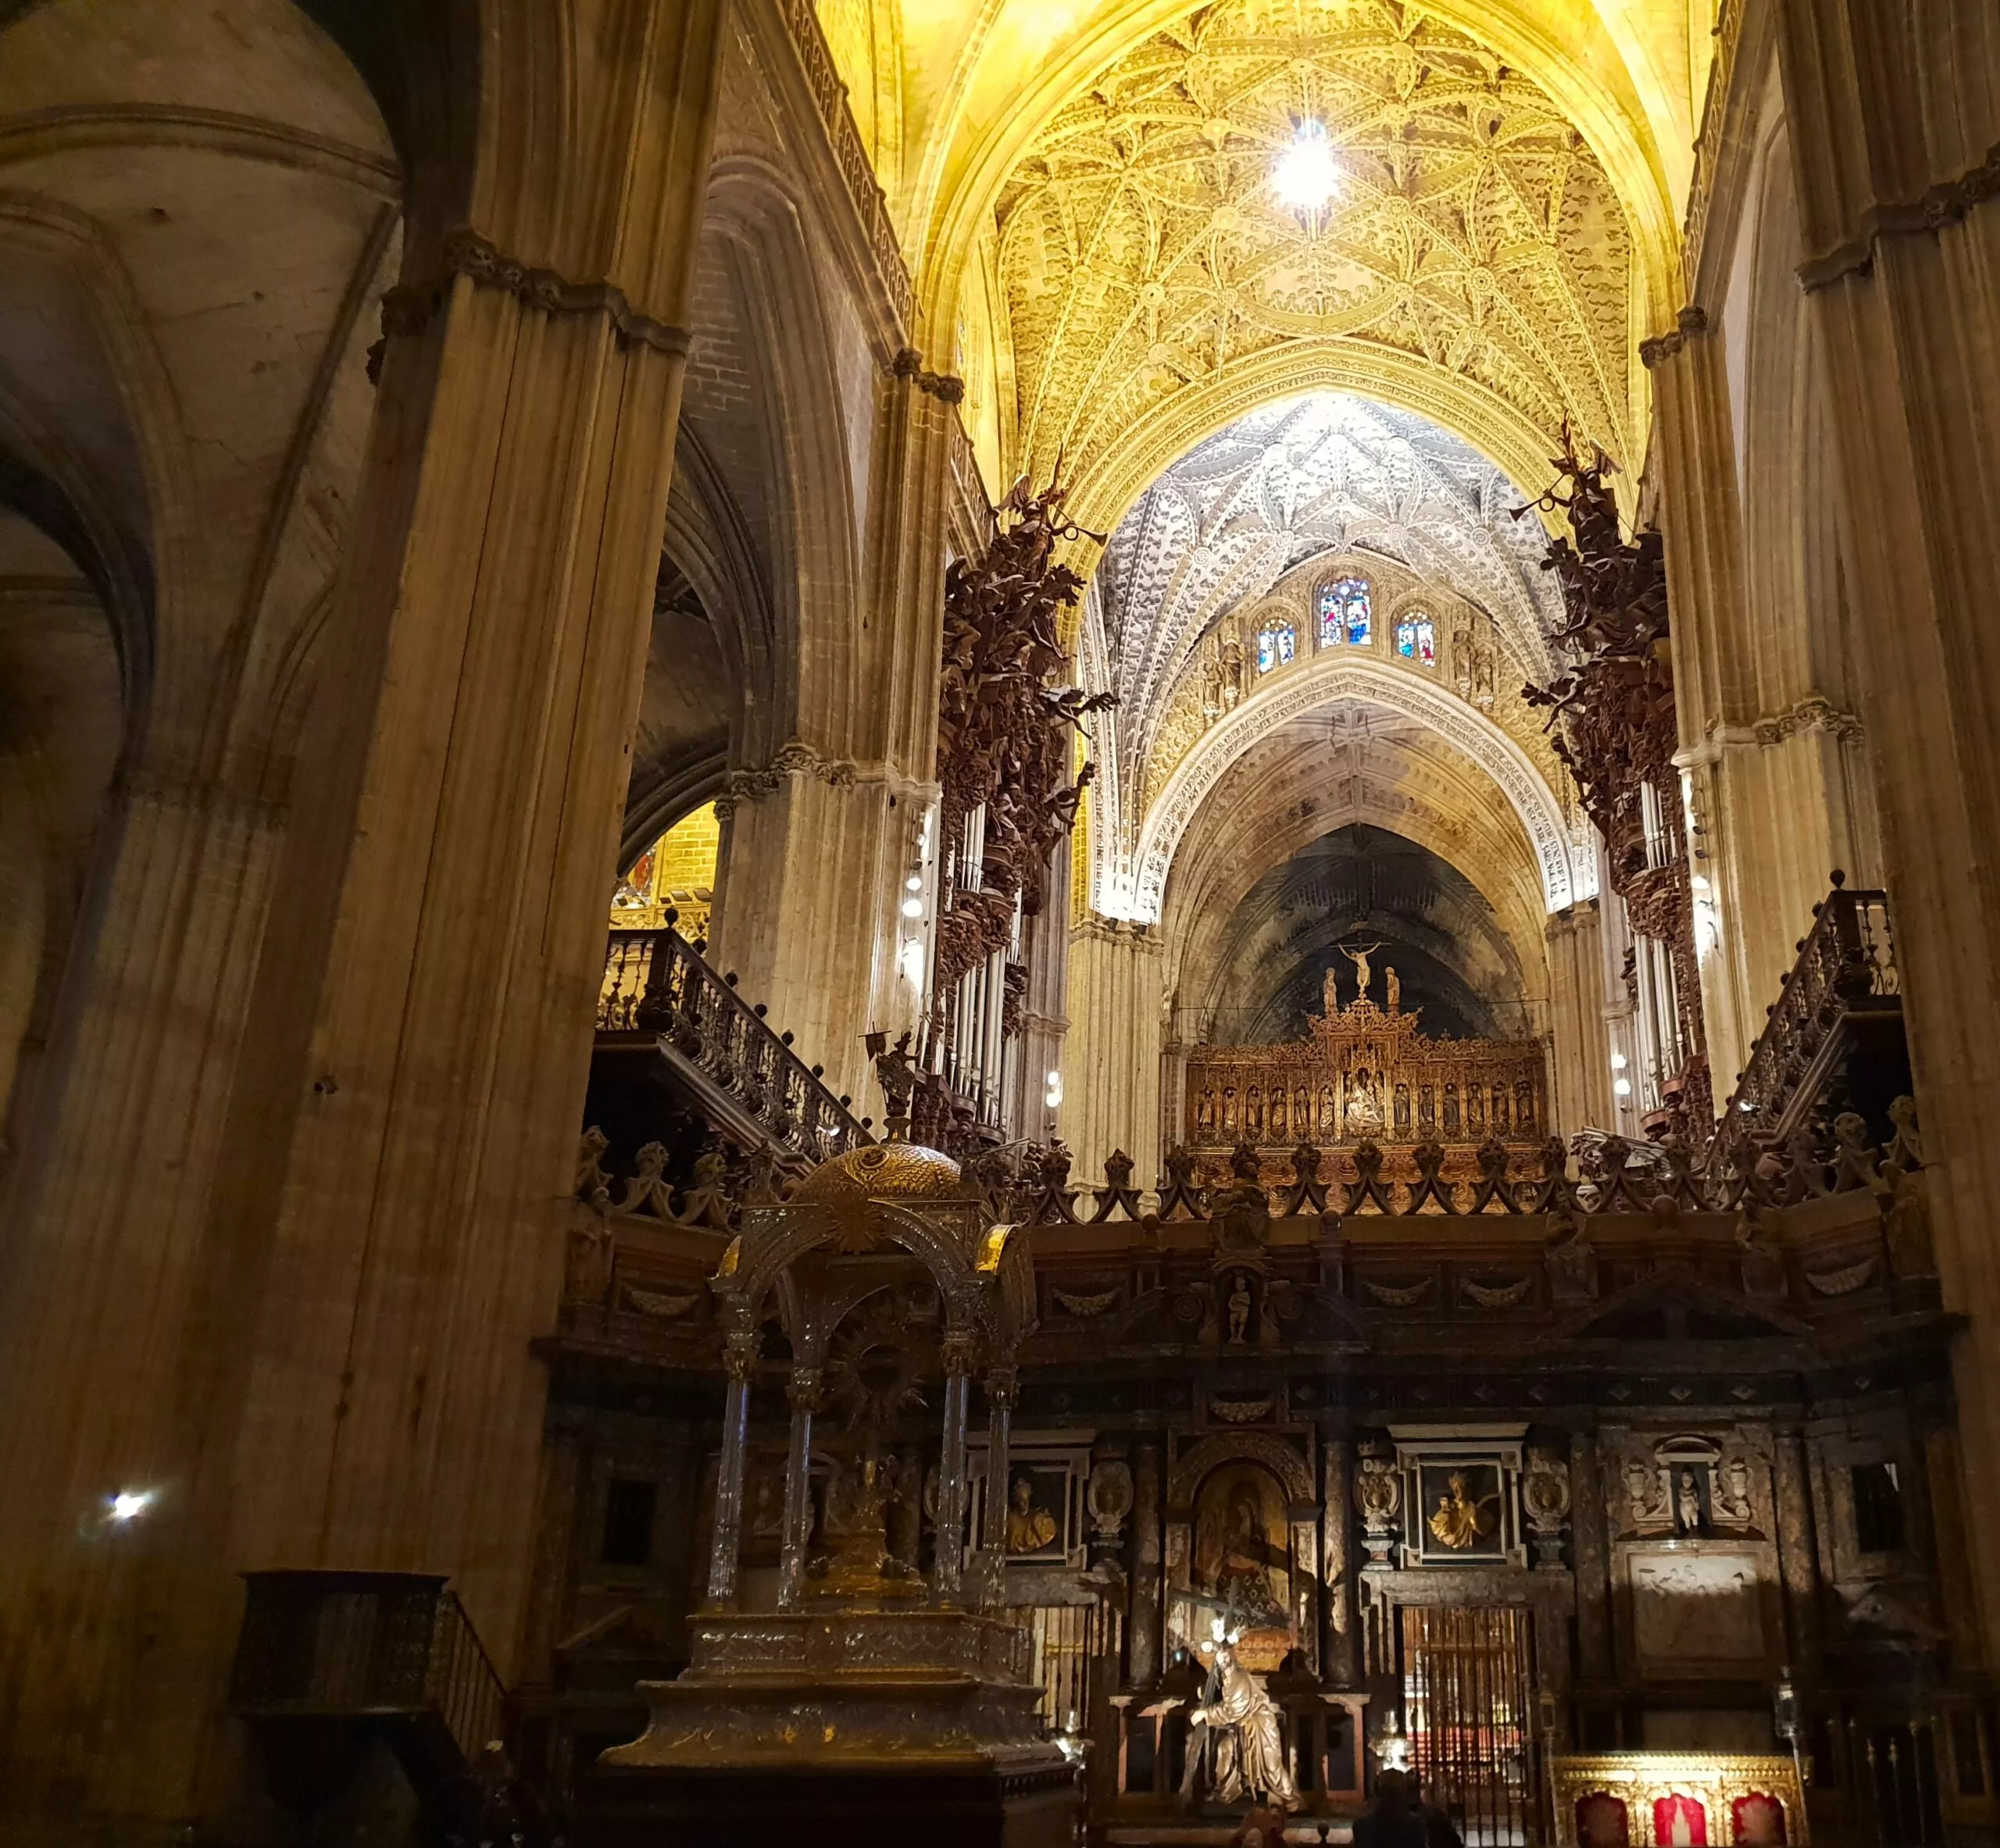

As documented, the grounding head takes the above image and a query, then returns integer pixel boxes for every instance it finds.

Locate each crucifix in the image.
[1338,938,1385,1004]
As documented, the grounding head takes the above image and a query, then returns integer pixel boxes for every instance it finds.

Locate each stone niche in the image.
[1602,1425,1781,1685]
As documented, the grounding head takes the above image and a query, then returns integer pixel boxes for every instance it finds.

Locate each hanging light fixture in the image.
[1273,118,1339,212]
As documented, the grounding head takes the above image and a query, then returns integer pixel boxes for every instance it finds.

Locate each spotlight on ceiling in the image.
[1273,119,1339,212]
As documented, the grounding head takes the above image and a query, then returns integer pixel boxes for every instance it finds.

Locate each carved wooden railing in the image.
[987,1104,1921,1227]
[1719,873,1901,1151]
[598,922,870,1170]
[230,1571,507,1771]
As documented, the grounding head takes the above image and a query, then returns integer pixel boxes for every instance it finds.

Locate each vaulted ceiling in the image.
[1196,821,1530,1043]
[1084,390,1561,803]
[992,0,1638,506]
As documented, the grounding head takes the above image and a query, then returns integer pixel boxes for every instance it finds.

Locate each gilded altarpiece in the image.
[1184,981,1545,1181]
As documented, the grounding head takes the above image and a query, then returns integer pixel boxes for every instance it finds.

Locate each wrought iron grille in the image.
[1398,1604,1537,1847]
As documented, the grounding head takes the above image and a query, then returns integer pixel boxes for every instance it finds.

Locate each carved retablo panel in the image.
[1184,988,1545,1152]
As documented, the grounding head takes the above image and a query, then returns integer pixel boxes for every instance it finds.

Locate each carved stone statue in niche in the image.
[1675,1468,1703,1536]
[1219,633,1246,708]
[1227,1275,1253,1345]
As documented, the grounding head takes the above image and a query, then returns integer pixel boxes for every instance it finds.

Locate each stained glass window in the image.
[1395,612,1437,666]
[1319,576,1371,645]
[1256,620,1295,672]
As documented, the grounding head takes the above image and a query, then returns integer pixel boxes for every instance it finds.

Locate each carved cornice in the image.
[373,228,692,375]
[1799,139,2000,292]
[1638,305,1711,371]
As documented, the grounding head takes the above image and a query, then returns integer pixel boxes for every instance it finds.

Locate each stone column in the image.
[933,1329,975,1600]
[704,362,956,1107]
[709,765,932,1109]
[1645,309,1881,1103]
[1060,918,1165,1183]
[1543,901,1612,1136]
[1772,1429,1822,1671]
[1773,0,2000,1651]
[707,1329,761,1608]
[1323,1436,1358,1686]
[778,1365,823,1608]
[1130,1440,1164,1686]
[980,1365,1018,1554]
[1570,1430,1613,1681]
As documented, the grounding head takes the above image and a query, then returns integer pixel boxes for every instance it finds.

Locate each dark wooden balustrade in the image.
[230,1569,521,1835]
[1719,872,1906,1154]
[598,921,869,1172]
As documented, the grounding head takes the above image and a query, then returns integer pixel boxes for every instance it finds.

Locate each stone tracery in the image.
[994,0,1635,503]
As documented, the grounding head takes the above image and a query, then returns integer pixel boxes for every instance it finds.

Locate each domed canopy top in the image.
[792,1139,962,1202]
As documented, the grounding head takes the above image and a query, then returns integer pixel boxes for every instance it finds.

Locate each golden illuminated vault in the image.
[994,0,1637,511]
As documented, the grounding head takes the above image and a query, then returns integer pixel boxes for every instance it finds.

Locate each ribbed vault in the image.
[1164,699,1551,1040]
[1195,822,1530,1044]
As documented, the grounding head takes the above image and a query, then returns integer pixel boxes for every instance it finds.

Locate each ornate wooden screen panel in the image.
[1184,996,1547,1154]
[1399,1604,1537,1847]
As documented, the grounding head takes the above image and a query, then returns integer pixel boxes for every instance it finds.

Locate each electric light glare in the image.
[905,875,923,891]
[1613,1077,1634,1098]
[1609,1051,1628,1070]
[107,1489,152,1522]
[900,897,924,918]
[1273,120,1339,211]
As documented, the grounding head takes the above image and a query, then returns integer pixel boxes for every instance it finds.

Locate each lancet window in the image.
[1256,619,1296,673]
[1319,576,1371,646]
[1395,612,1437,666]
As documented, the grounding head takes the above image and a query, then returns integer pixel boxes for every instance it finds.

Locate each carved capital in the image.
[723,1330,761,1382]
[786,1365,824,1413]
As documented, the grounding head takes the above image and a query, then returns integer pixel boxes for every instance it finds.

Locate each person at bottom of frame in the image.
[1352,1770,1430,1848]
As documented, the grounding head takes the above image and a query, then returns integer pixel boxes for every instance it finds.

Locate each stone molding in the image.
[373,227,692,375]
[1798,139,2000,292]
[712,738,860,818]
[1752,695,1865,747]
[1123,655,1588,919]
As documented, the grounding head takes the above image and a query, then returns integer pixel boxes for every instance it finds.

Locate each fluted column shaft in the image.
[1060,919,1165,1183]
[1774,0,2000,1653]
